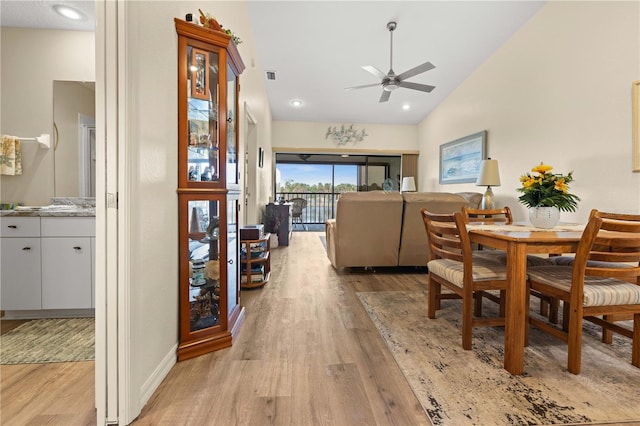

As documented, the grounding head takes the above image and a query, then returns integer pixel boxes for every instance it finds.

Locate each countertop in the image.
[0,207,95,217]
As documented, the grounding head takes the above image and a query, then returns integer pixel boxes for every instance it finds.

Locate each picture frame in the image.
[258,147,264,168]
[633,80,640,172]
[439,131,487,184]
[191,48,209,100]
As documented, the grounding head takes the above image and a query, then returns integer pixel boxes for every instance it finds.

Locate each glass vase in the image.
[529,206,560,229]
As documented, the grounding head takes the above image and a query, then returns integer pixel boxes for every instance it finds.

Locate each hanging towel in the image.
[0,135,22,175]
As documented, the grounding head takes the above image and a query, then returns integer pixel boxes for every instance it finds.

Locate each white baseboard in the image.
[139,343,178,410]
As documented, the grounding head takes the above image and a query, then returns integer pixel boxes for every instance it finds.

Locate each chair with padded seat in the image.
[289,197,307,230]
[421,209,508,350]
[461,206,558,320]
[526,209,640,374]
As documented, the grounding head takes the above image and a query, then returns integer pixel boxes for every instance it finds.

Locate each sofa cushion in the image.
[398,192,470,266]
[326,191,403,268]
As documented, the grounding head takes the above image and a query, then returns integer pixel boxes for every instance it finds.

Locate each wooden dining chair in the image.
[461,206,514,225]
[461,206,557,320]
[421,209,507,350]
[526,209,640,374]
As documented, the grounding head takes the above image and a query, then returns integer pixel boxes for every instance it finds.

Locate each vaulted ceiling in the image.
[1,1,546,125]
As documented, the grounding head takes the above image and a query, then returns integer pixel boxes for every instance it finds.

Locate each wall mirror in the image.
[53,80,96,197]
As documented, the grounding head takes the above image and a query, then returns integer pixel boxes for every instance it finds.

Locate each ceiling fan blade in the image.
[379,90,391,103]
[362,65,387,80]
[396,61,435,81]
[345,83,381,91]
[399,81,436,93]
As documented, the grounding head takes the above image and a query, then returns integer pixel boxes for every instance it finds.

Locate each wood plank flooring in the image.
[1,232,431,425]
[135,232,430,425]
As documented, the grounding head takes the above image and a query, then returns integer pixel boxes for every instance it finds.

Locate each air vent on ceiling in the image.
[266,71,276,80]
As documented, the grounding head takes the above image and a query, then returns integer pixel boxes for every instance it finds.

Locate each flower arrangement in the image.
[517,162,580,212]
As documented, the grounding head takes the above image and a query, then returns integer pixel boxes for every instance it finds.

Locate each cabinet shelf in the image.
[240,233,271,289]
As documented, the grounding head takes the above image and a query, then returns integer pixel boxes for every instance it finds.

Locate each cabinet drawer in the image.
[41,217,95,237]
[0,217,40,237]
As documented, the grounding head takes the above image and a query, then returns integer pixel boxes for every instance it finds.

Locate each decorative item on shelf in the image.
[221,27,242,45]
[325,124,368,146]
[401,176,416,192]
[517,162,580,228]
[198,9,222,30]
[476,158,501,209]
[194,9,242,45]
[206,216,220,239]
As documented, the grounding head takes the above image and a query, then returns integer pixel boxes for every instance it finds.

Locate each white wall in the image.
[418,1,640,223]
[121,1,271,420]
[273,120,418,152]
[0,28,95,205]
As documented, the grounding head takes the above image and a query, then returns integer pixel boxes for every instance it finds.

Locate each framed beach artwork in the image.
[439,131,487,184]
[633,80,640,172]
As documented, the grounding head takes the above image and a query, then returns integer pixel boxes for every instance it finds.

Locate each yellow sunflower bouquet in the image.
[517,163,580,212]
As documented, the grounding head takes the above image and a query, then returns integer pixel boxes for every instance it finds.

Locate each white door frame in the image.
[95,0,129,424]
[78,113,96,197]
[243,102,257,225]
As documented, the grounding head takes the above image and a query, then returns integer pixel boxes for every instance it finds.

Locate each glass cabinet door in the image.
[182,196,227,334]
[226,63,238,186]
[186,46,220,184]
[226,194,239,316]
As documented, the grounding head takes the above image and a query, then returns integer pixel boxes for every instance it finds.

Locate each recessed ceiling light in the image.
[341,154,349,158]
[290,99,303,107]
[402,104,411,111]
[53,4,85,21]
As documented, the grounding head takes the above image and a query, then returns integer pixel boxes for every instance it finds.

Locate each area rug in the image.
[1,318,94,364]
[357,291,640,425]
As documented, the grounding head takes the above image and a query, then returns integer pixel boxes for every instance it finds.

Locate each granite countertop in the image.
[0,207,95,217]
[0,197,96,217]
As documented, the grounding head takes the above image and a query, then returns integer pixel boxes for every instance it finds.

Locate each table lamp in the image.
[476,158,500,209]
[401,176,416,192]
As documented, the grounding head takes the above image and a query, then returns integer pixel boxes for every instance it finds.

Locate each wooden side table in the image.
[240,233,271,289]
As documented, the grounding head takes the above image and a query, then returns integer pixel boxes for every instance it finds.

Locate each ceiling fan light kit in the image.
[346,21,436,103]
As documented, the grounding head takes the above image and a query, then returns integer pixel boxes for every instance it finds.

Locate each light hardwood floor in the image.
[1,232,430,425]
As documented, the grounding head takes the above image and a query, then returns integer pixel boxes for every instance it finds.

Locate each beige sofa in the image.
[325,191,481,269]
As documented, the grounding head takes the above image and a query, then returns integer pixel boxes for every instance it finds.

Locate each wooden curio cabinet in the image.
[175,18,245,361]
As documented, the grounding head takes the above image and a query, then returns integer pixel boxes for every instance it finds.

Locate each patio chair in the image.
[289,197,307,230]
[526,209,640,374]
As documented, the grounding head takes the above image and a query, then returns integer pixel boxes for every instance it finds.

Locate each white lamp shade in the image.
[476,159,501,187]
[401,176,416,192]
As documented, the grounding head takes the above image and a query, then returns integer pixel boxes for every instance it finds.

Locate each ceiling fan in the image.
[346,21,436,103]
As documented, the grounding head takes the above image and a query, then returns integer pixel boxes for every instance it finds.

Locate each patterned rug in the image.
[358,291,640,425]
[1,318,94,364]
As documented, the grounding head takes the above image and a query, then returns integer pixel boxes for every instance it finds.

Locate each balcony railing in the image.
[275,192,344,225]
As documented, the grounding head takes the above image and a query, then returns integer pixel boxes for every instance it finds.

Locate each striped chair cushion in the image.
[527,266,640,307]
[473,250,554,267]
[549,255,636,268]
[427,258,507,289]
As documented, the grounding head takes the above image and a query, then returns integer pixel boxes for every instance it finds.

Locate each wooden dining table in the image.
[467,223,584,375]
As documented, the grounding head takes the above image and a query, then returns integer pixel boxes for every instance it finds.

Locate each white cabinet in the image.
[41,217,95,310]
[1,237,42,310]
[1,217,41,310]
[41,237,92,309]
[0,216,95,313]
